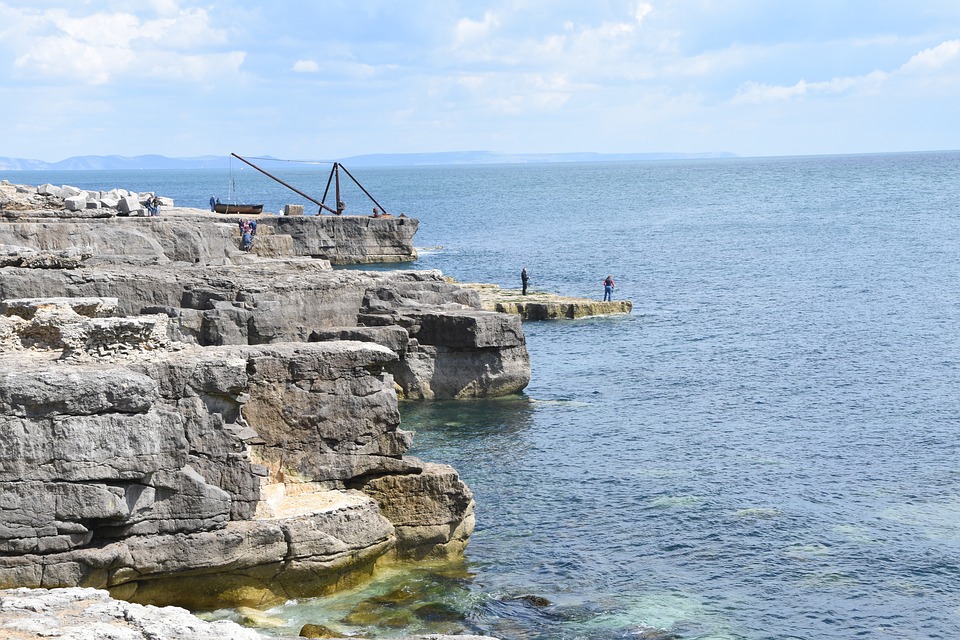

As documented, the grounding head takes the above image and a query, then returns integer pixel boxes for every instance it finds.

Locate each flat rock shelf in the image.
[464,283,632,320]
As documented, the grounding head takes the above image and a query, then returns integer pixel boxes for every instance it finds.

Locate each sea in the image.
[5,151,960,639]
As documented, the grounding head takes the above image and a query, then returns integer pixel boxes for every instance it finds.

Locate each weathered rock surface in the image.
[351,462,476,559]
[0,203,418,267]
[0,264,530,399]
[0,181,527,624]
[0,587,268,640]
[0,324,475,608]
[0,182,529,401]
[356,281,529,399]
[467,282,633,319]
[0,587,503,639]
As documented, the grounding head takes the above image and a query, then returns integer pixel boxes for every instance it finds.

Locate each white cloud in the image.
[732,71,888,104]
[293,59,320,73]
[730,39,960,104]
[5,2,239,85]
[634,2,653,26]
[4,0,960,159]
[454,10,500,47]
[448,7,645,77]
[140,8,229,50]
[899,39,960,74]
[145,51,245,82]
[290,58,383,80]
[435,70,577,116]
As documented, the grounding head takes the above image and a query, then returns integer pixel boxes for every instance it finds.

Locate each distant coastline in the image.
[0,150,737,171]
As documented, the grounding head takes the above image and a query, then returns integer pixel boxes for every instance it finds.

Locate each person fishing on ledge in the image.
[603,274,615,301]
[521,266,529,295]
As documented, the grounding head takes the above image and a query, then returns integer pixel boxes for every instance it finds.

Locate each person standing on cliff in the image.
[521,267,529,295]
[603,274,615,301]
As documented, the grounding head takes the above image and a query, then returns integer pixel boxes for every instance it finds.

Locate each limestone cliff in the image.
[0,188,530,399]
[0,180,418,266]
[0,302,473,609]
[0,264,530,399]
[0,182,529,614]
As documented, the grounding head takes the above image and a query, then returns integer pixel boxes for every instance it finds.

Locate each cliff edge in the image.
[0,182,529,613]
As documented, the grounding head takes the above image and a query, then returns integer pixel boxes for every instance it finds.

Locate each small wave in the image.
[733,507,784,519]
[529,398,591,407]
[650,495,703,508]
[784,542,833,559]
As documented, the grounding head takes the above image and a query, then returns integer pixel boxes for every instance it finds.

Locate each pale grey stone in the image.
[64,195,87,211]
[0,588,270,640]
[117,196,141,215]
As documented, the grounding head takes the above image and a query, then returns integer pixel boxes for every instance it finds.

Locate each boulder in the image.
[117,196,142,215]
[352,462,476,559]
[64,195,87,212]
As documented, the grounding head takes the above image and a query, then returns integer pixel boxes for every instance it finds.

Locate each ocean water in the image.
[5,151,960,639]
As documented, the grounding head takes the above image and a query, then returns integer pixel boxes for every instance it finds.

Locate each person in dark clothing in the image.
[603,275,615,301]
[521,267,529,295]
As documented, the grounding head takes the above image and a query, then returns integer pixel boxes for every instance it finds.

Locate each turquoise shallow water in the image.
[6,152,960,638]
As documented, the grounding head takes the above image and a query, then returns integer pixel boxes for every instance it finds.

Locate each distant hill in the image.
[0,154,233,171]
[340,150,737,166]
[0,150,736,171]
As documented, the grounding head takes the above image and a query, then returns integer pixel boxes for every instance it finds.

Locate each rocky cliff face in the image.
[0,180,419,265]
[0,183,529,614]
[0,212,419,266]
[0,264,530,399]
[0,301,473,608]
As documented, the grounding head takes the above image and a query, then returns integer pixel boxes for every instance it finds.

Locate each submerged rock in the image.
[509,594,552,607]
[299,622,340,637]
[412,601,466,623]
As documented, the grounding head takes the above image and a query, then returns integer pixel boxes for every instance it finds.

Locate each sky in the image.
[1,0,959,161]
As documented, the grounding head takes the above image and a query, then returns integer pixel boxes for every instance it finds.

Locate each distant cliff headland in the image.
[0,150,737,171]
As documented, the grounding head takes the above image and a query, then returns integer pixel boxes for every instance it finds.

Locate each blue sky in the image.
[1,0,959,161]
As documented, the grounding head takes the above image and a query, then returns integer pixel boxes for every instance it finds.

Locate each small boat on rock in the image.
[214,203,263,215]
